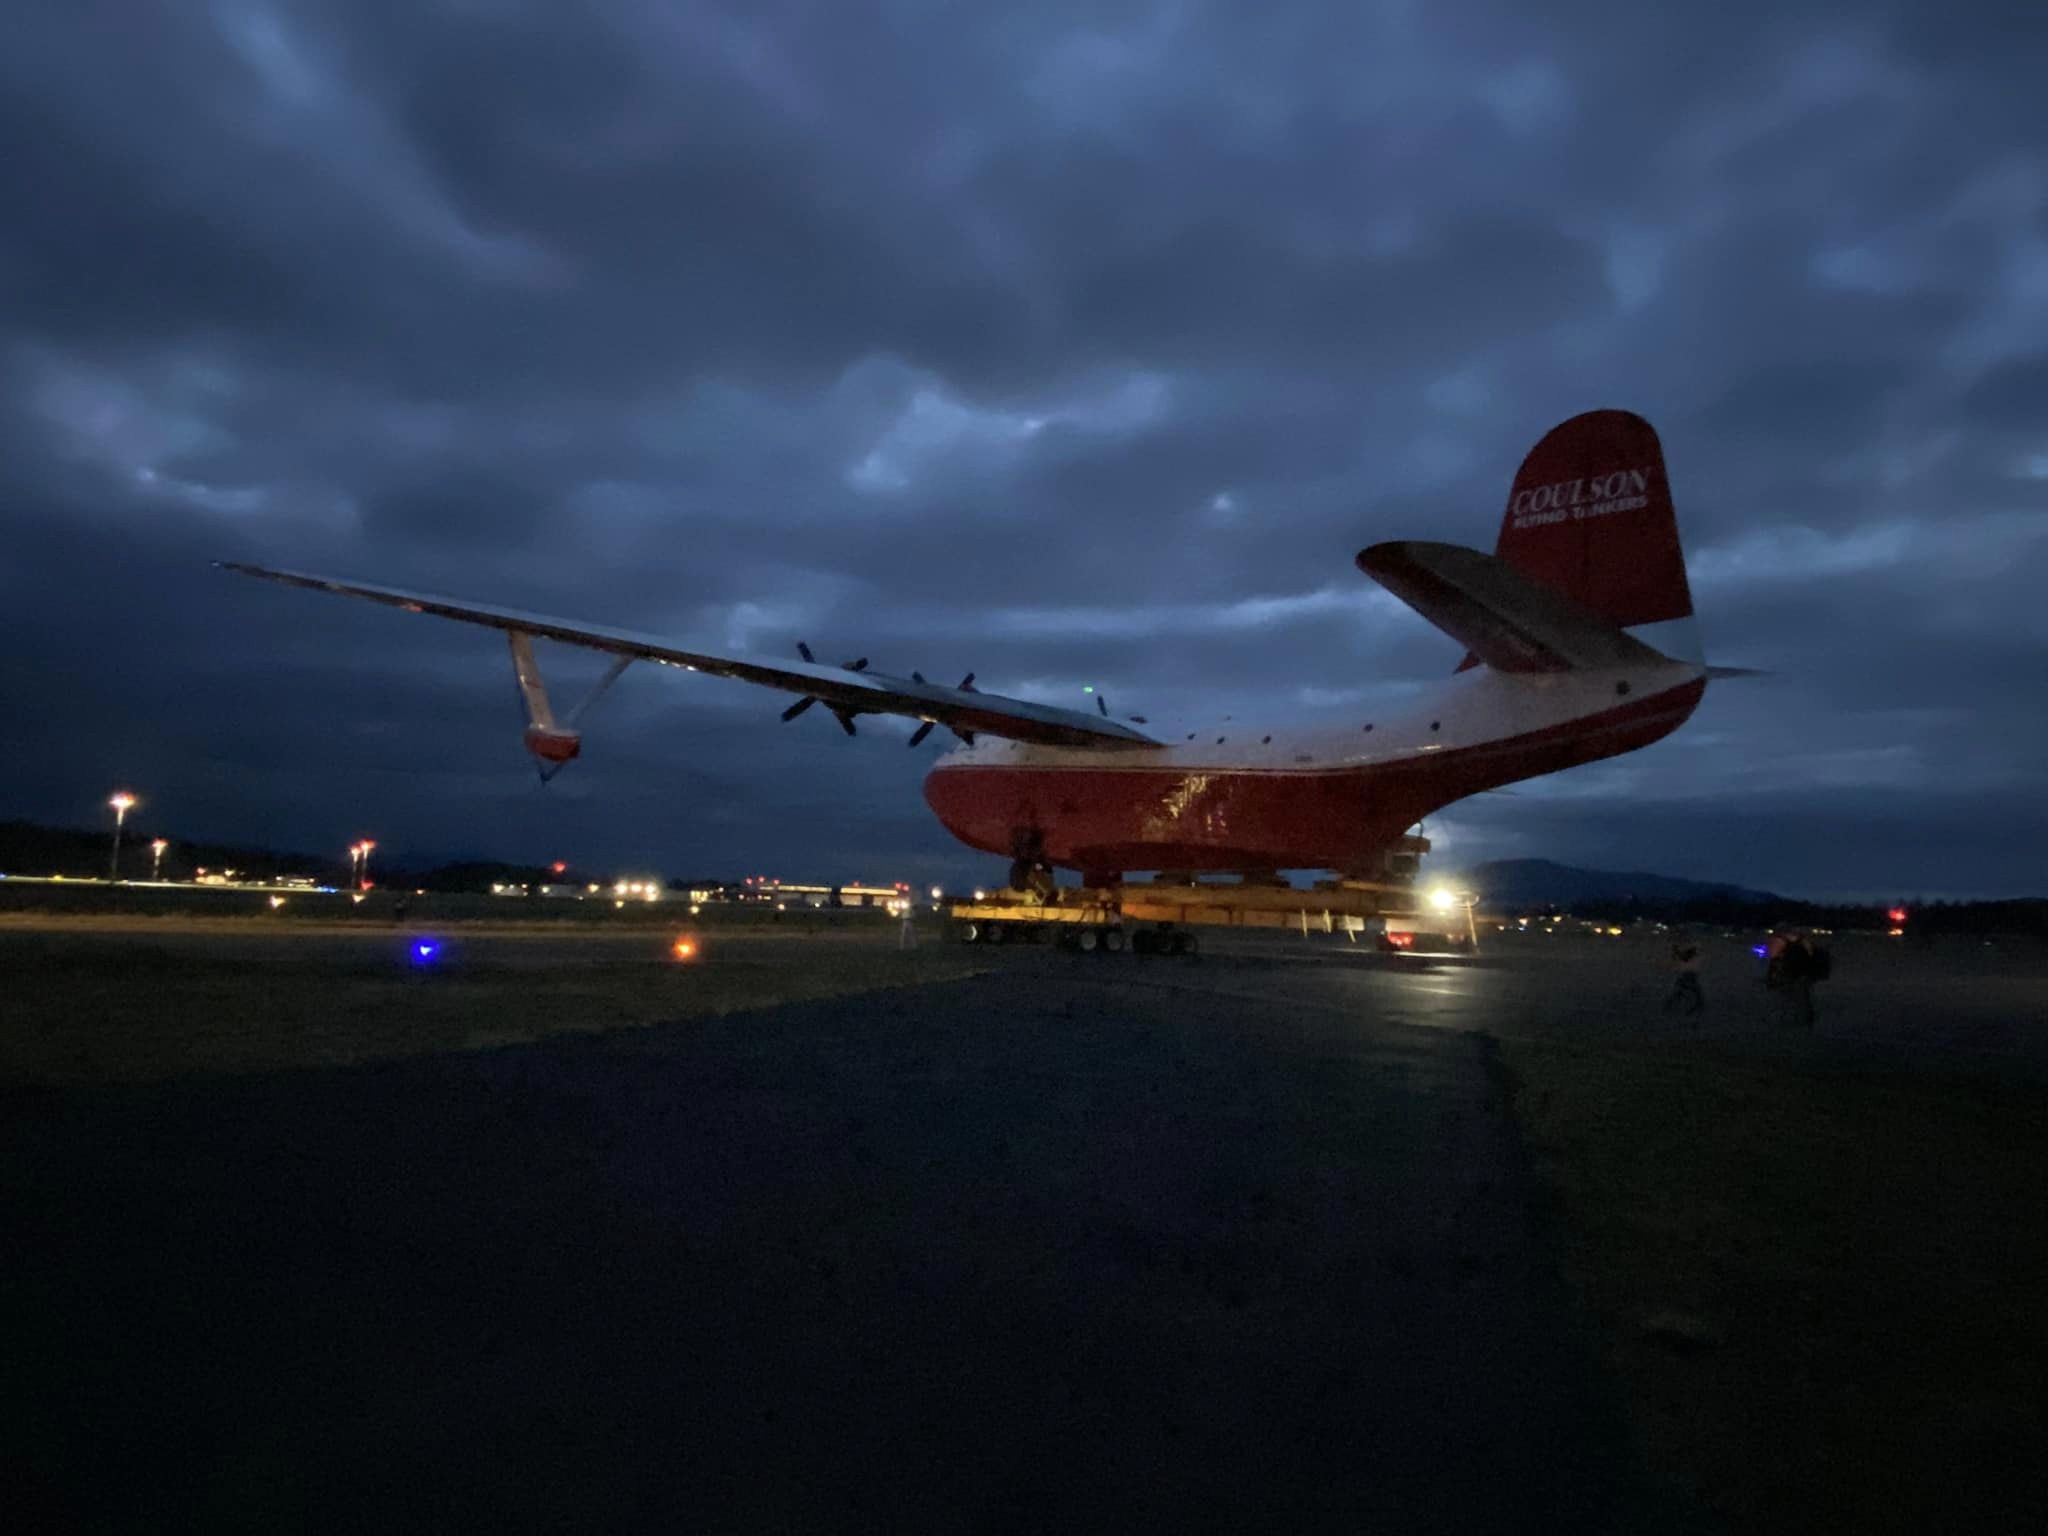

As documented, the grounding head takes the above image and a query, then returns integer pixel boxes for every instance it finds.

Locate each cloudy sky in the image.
[4,0,2044,898]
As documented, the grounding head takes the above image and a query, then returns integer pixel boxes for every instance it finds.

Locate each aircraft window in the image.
[1130,715,1149,723]
[1362,723,1374,733]
[1216,736,1226,744]
[1186,733,1196,741]
[1430,721,1441,731]
[1615,682,1631,696]
[1261,735,1271,744]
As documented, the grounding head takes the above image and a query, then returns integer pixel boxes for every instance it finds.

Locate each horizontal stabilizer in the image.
[1706,665,1768,679]
[1356,540,1679,672]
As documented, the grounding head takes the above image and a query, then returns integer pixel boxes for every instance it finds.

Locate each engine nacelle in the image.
[524,725,582,765]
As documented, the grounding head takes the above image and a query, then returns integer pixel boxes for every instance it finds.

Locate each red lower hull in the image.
[922,679,1704,873]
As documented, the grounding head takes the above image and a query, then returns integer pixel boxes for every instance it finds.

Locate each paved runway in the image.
[2,948,1710,1533]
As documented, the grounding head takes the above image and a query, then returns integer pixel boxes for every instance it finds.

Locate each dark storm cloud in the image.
[4,0,2046,893]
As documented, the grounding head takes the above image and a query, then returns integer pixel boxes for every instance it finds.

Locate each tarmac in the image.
[8,921,2037,1532]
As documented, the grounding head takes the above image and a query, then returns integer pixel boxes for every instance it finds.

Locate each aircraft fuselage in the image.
[923,661,1705,876]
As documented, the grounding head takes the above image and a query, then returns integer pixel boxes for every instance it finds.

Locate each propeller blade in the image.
[907,720,936,748]
[832,708,858,736]
[843,657,869,673]
[1096,694,1108,717]
[780,696,816,722]
[958,672,976,692]
[911,671,925,684]
[796,641,814,663]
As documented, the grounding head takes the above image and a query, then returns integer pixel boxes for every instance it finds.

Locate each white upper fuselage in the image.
[934,656,1708,779]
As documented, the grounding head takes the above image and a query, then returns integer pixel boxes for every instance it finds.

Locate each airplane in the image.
[220,408,1741,898]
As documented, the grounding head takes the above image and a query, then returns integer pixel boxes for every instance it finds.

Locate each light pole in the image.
[358,839,376,890]
[348,842,363,887]
[107,792,137,882]
[150,838,169,882]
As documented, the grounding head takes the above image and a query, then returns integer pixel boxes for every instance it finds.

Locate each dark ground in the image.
[4,922,2043,1532]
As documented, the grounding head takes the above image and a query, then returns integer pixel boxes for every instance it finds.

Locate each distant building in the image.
[728,876,913,910]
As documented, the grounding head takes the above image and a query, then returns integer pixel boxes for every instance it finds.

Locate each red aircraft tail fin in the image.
[1455,409,1697,670]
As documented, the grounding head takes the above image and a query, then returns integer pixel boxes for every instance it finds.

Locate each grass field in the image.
[0,923,982,1086]
[1499,1034,2048,1533]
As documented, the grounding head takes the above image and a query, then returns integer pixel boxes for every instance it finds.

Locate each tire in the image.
[1103,927,1126,954]
[959,921,981,944]
[1076,929,1099,953]
[1131,930,1155,956]
[1179,932,1199,959]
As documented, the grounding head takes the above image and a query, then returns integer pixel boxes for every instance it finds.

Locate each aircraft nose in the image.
[922,762,1004,857]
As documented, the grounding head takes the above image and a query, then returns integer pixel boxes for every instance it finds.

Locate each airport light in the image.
[150,838,169,881]
[1428,886,1457,913]
[107,792,138,882]
[672,936,698,962]
[358,840,376,891]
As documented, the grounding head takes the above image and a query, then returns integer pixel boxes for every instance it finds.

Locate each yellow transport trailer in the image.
[946,837,1480,956]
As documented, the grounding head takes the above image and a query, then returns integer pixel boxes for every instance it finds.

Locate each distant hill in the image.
[1455,858,1783,911]
[0,820,595,893]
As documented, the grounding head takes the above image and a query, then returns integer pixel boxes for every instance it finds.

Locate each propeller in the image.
[783,641,820,723]
[951,675,976,742]
[783,644,974,744]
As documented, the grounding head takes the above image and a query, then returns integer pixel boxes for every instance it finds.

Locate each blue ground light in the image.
[411,939,443,965]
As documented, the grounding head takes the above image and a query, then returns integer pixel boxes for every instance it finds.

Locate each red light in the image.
[1385,931,1415,949]
[672,937,698,961]
[551,861,567,875]
[1887,907,1908,925]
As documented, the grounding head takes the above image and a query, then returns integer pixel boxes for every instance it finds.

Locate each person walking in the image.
[1664,939,1705,1020]
[1775,931,1823,1028]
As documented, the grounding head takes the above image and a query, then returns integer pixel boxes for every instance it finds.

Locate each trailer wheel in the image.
[1103,926,1126,954]
[1076,929,1099,953]
[1174,932,1198,958]
[959,921,981,944]
[985,922,1006,945]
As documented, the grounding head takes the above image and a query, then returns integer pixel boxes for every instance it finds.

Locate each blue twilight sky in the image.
[3,0,2045,898]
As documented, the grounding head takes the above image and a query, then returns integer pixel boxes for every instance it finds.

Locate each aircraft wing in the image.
[217,563,1161,750]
